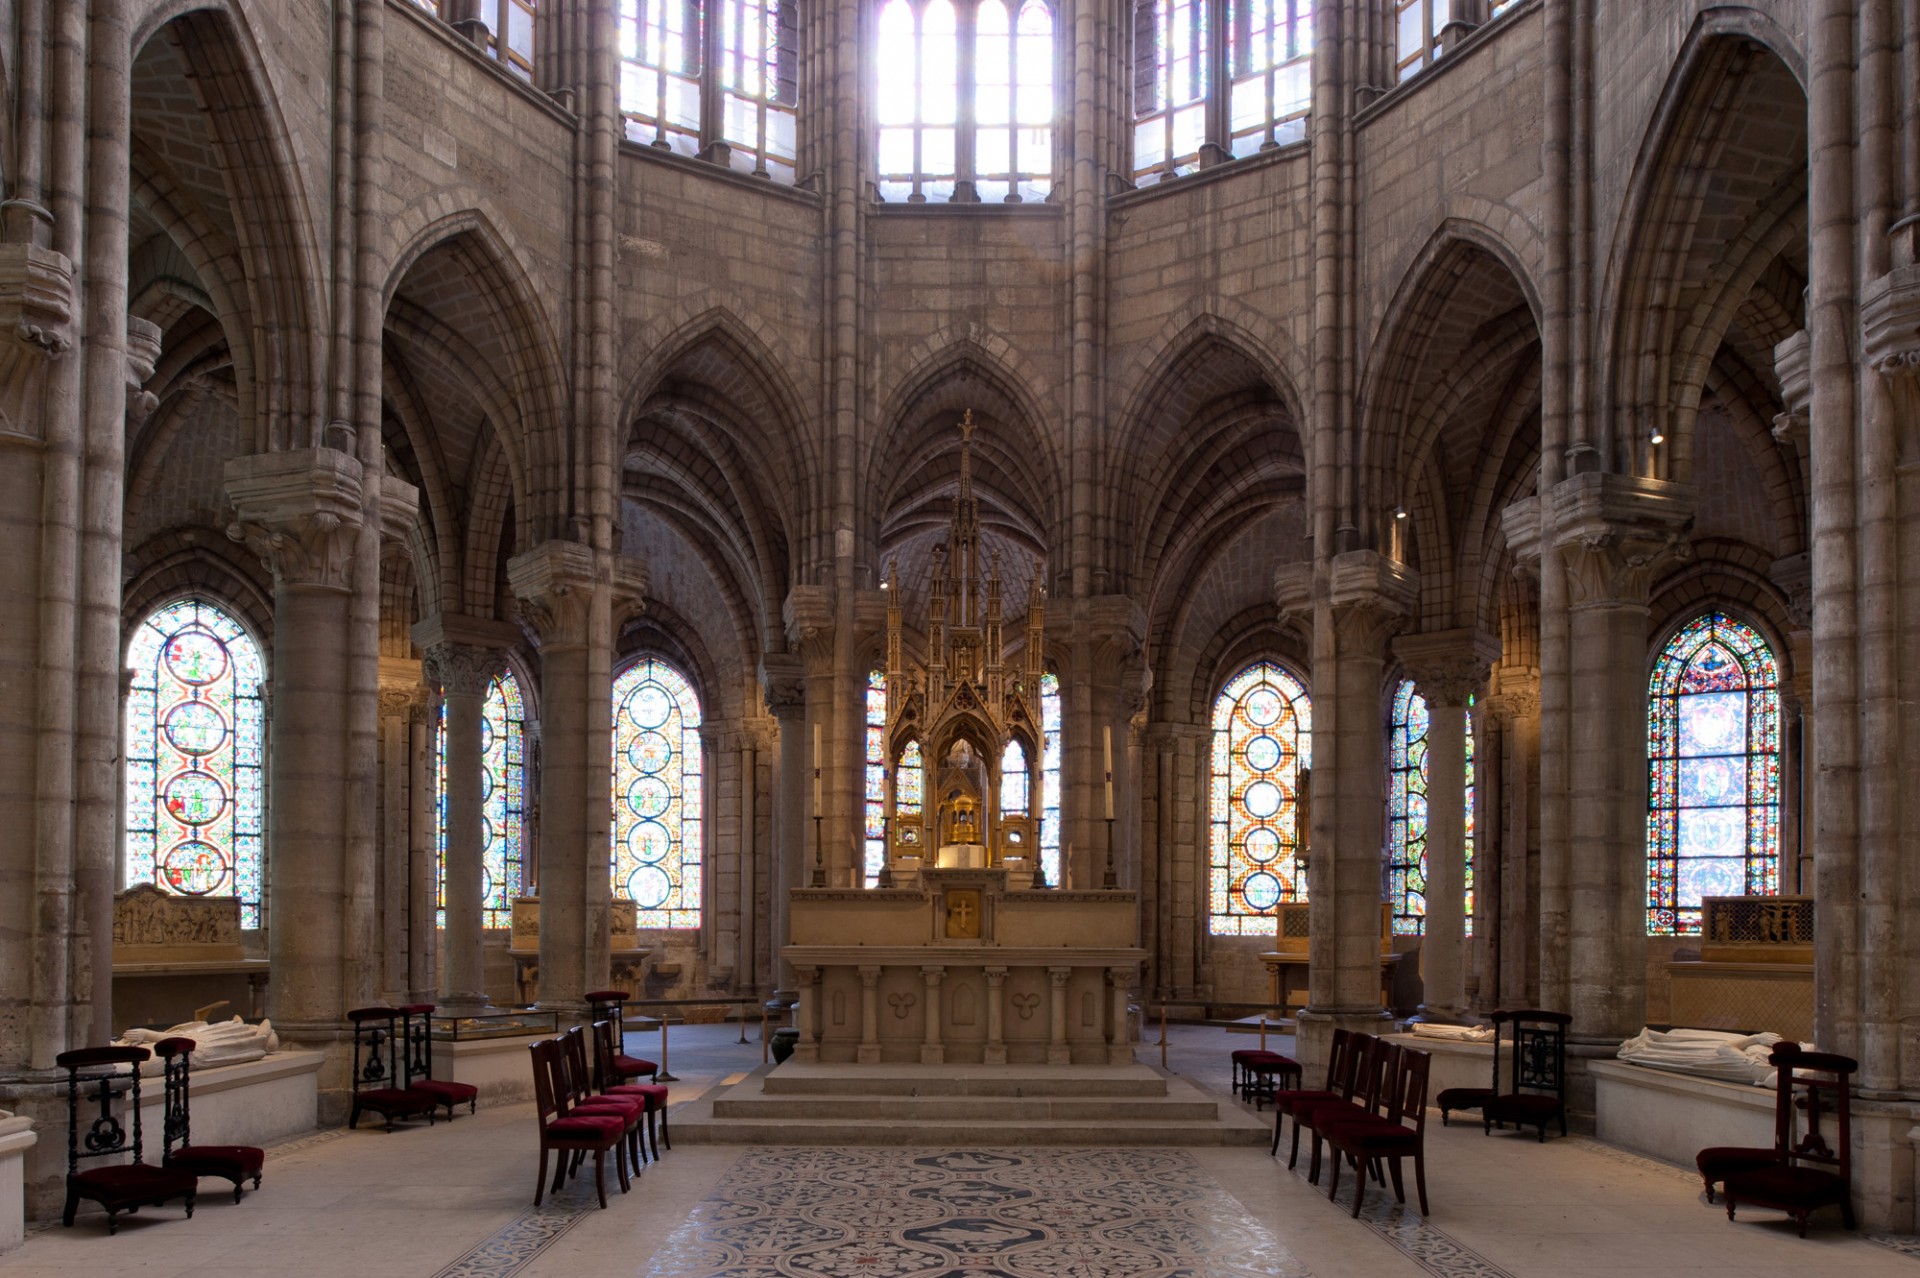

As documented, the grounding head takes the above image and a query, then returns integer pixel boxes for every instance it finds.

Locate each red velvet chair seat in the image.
[169,1145,266,1181]
[1232,1048,1287,1098]
[1723,1164,1846,1203]
[75,1163,201,1202]
[544,1114,627,1139]
[1484,1093,1561,1124]
[413,1078,480,1111]
[1316,1113,1417,1154]
[613,1053,657,1078]
[1435,1086,1493,1126]
[1695,1146,1779,1203]
[1244,1056,1302,1110]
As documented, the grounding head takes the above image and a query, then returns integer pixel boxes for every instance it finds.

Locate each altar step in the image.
[673,1062,1273,1147]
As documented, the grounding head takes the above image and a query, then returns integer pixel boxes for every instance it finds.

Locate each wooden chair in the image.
[397,1004,479,1121]
[1719,1044,1857,1236]
[529,1038,628,1208]
[346,1007,438,1131]
[1232,1047,1291,1099]
[1298,1036,1398,1185]
[1321,1046,1433,1218]
[1244,1054,1304,1110]
[562,1026,648,1172]
[55,1046,198,1233]
[1480,1009,1571,1141]
[1269,1026,1359,1161]
[593,1017,671,1160]
[585,990,658,1082]
[152,1037,265,1203]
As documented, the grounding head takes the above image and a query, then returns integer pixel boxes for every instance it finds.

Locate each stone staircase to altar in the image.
[673,1061,1272,1147]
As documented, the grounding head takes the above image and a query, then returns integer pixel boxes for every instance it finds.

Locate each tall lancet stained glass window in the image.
[1209,662,1311,935]
[433,671,529,930]
[124,599,266,928]
[1647,612,1781,936]
[613,658,704,928]
[1039,670,1062,886]
[865,670,889,887]
[1387,679,1429,935]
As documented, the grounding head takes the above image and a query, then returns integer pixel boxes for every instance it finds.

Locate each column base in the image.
[984,1045,1007,1066]
[857,1045,881,1064]
[1046,1045,1071,1065]
[920,1045,946,1065]
[1408,1004,1473,1026]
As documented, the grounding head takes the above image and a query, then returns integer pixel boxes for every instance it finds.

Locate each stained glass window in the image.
[1209,661,1311,935]
[1133,0,1309,184]
[1464,693,1475,938]
[1040,670,1062,886]
[620,0,797,180]
[1647,612,1781,936]
[865,670,889,887]
[875,0,1055,203]
[1387,679,1429,936]
[1000,740,1030,815]
[899,740,925,820]
[613,658,704,928]
[433,671,528,930]
[124,599,267,929]
[478,0,537,79]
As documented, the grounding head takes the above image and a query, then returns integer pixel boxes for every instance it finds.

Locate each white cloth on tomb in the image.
[1614,1026,1809,1087]
[935,843,989,869]
[1408,1022,1494,1042]
[119,1016,278,1074]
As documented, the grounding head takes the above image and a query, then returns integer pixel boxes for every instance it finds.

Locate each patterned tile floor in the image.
[9,1023,1920,1278]
[638,1147,1310,1278]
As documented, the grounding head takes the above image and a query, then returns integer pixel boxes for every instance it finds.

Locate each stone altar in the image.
[783,869,1143,1066]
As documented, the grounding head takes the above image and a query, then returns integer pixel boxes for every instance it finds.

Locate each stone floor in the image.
[6,1023,1916,1277]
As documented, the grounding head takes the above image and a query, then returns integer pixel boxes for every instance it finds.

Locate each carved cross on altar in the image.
[945,889,982,939]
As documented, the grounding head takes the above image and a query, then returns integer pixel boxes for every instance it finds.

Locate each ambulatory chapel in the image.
[3,0,1920,1271]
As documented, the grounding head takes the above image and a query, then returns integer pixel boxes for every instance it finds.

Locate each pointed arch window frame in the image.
[1646,611,1782,937]
[1208,660,1311,936]
[612,656,706,929]
[123,597,269,931]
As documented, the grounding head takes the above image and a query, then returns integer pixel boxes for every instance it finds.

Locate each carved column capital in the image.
[507,540,604,650]
[783,585,837,669]
[224,448,366,591]
[1394,629,1499,708]
[760,653,808,719]
[1862,267,1920,381]
[1500,496,1544,581]
[1274,561,1313,637]
[1548,473,1693,609]
[1327,550,1418,652]
[422,642,506,698]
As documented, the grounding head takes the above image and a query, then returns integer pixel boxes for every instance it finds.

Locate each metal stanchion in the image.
[761,1005,770,1065]
[655,1006,679,1083]
[1159,1003,1169,1070]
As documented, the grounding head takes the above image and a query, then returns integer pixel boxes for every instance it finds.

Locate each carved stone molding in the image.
[1327,550,1417,653]
[1273,561,1313,636]
[508,540,601,649]
[1395,628,1499,707]
[783,585,836,668]
[1549,473,1692,609]
[378,473,423,545]
[422,642,505,697]
[224,448,366,591]
[1500,495,1543,581]
[1773,329,1811,416]
[377,685,421,718]
[0,243,75,363]
[1861,268,1920,383]
[760,653,807,718]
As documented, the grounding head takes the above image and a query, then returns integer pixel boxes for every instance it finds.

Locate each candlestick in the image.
[1103,725,1114,819]
[813,722,823,815]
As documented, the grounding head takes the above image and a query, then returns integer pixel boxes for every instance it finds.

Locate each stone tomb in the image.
[782,868,1143,1066]
[112,883,269,1028]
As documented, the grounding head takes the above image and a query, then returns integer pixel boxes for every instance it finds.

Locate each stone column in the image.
[984,966,1008,1065]
[920,966,946,1064]
[1487,676,1539,1009]
[376,669,423,1001]
[1107,967,1132,1064]
[406,693,436,1001]
[417,626,512,1012]
[1047,966,1072,1064]
[1299,552,1414,1070]
[225,449,366,1117]
[510,541,644,1017]
[1394,631,1495,1024]
[1549,474,1689,1054]
[793,965,821,1063]
[858,966,881,1063]
[762,655,806,992]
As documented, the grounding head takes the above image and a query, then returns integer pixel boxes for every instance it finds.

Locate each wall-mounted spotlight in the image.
[1393,506,1408,520]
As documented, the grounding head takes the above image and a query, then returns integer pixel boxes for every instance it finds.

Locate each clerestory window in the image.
[1132,0,1311,185]
[874,0,1057,203]
[620,0,799,183]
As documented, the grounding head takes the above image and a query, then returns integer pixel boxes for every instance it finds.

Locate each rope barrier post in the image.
[655,1004,679,1083]
[1159,1003,1168,1070]
[737,1002,748,1044]
[1258,1016,1267,1052]
[761,1003,770,1065]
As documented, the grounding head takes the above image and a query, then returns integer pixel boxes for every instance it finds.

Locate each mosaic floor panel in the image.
[641,1148,1311,1278]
